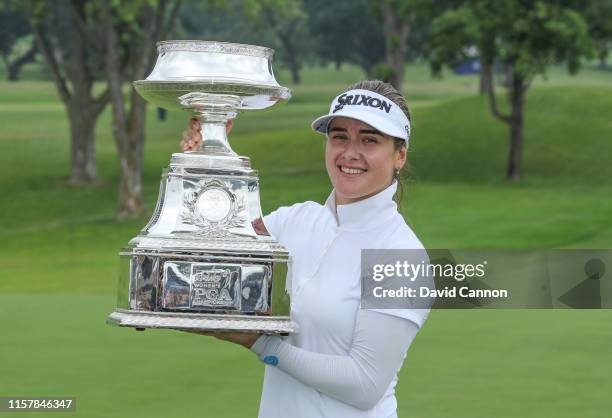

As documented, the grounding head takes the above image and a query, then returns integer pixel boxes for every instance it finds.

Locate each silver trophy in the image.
[107,40,296,334]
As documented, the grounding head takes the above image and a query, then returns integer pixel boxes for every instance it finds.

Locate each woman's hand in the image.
[252,217,271,236]
[180,118,234,152]
[184,329,262,349]
[180,118,203,151]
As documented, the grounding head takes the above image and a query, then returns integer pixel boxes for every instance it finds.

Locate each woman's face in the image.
[325,117,407,205]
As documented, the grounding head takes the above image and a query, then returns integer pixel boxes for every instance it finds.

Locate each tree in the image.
[376,0,438,91]
[304,0,385,76]
[176,0,310,85]
[425,5,493,94]
[100,0,180,219]
[303,0,353,69]
[0,0,38,81]
[379,0,413,90]
[429,0,592,181]
[244,0,309,84]
[376,0,432,91]
[29,0,109,184]
[583,0,612,69]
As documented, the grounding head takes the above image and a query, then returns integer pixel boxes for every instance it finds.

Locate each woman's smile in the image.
[338,165,368,175]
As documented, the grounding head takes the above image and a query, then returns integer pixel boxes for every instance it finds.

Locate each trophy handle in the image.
[179,92,241,156]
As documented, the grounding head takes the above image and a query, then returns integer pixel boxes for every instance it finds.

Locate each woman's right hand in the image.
[180,118,234,151]
[180,118,203,152]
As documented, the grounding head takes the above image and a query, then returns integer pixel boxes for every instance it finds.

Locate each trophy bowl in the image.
[134,41,291,112]
[107,40,297,335]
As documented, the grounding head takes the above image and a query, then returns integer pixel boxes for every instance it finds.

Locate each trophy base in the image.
[107,309,297,335]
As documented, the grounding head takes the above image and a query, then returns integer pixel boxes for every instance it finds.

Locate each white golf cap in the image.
[311,89,411,142]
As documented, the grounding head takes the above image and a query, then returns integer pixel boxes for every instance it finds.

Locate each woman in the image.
[182,80,430,418]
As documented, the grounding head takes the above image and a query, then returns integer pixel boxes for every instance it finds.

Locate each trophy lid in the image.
[134,40,291,111]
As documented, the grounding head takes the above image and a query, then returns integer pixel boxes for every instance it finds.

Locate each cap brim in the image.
[311,109,408,140]
[311,115,335,134]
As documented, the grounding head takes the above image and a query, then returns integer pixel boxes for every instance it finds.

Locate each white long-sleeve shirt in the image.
[255,181,431,418]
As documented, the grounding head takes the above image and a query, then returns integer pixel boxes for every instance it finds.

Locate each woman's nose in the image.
[341,139,362,159]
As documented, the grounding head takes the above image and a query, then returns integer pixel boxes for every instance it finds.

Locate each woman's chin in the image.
[334,187,370,204]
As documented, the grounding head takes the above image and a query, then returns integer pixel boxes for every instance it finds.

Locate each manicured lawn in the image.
[1,296,610,418]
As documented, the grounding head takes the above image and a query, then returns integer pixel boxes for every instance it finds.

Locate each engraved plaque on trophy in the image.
[107,41,296,334]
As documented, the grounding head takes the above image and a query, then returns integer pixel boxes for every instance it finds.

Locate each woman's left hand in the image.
[183,330,262,349]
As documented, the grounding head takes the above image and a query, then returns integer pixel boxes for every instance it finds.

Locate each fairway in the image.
[1,63,611,417]
[0,296,610,418]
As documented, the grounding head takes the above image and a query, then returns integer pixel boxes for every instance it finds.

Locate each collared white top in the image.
[259,181,429,418]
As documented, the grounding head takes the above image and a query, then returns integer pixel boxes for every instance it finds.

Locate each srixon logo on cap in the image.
[333,93,392,114]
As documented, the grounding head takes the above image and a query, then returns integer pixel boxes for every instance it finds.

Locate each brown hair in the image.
[344,80,411,209]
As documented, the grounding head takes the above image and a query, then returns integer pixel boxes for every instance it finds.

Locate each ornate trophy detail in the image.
[107,41,296,334]
[181,178,247,237]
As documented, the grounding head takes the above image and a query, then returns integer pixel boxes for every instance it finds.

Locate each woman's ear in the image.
[395,146,407,170]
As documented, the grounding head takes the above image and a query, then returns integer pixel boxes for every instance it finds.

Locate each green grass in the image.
[0,63,611,417]
[1,297,610,418]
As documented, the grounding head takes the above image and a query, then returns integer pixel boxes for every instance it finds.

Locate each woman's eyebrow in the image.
[328,127,347,133]
[360,129,383,136]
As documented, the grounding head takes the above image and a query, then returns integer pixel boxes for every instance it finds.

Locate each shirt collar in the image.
[324,181,399,231]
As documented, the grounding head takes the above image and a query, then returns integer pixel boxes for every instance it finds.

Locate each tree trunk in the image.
[120,90,147,219]
[101,0,180,219]
[507,74,526,181]
[101,0,175,219]
[599,48,608,70]
[279,31,301,84]
[479,60,492,95]
[64,27,102,184]
[107,83,147,219]
[381,3,410,91]
[104,32,147,219]
[30,2,108,185]
[118,161,144,219]
[67,104,97,183]
[117,121,146,220]
[7,64,20,82]
[288,53,301,84]
[7,41,37,81]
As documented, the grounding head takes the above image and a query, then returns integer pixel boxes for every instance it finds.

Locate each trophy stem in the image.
[196,120,237,156]
[178,92,241,156]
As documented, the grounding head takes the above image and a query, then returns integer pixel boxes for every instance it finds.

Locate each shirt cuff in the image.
[250,335,270,355]
[250,335,282,361]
